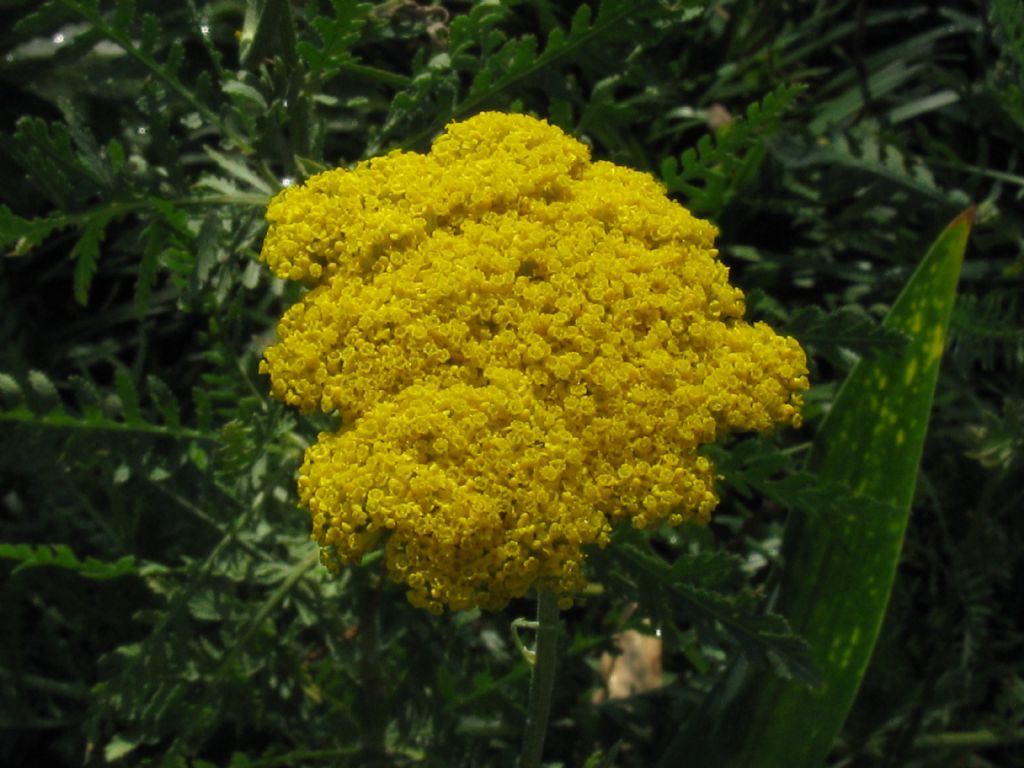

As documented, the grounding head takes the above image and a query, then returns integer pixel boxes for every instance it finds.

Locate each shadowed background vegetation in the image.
[0,1,1021,766]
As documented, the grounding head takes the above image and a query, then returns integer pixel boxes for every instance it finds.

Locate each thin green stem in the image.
[221,550,319,668]
[518,591,560,768]
[913,728,1024,750]
[0,409,217,442]
[357,573,387,766]
[0,668,88,700]
[332,61,410,89]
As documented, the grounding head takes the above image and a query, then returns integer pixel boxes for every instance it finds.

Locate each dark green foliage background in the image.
[0,1,1021,766]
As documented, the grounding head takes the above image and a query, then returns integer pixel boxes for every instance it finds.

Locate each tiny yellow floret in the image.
[259,112,808,612]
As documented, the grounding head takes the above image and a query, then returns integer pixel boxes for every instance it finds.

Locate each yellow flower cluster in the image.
[259,112,808,613]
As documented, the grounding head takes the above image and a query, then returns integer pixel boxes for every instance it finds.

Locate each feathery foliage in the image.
[1,1,1020,766]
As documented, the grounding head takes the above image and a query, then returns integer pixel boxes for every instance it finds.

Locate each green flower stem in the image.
[518,591,561,768]
[913,728,1024,750]
[357,574,386,765]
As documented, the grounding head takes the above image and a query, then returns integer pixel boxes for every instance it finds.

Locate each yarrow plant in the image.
[259,112,808,614]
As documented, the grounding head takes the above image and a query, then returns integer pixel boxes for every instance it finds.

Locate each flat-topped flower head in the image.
[259,112,808,613]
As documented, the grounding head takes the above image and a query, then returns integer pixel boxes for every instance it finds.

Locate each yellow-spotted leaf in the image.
[660,208,973,767]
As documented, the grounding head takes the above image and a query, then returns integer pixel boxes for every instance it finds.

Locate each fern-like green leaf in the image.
[778,125,968,206]
[26,369,61,414]
[134,229,161,316]
[71,213,108,306]
[13,1,72,37]
[950,291,1024,370]
[0,373,22,409]
[0,542,138,580]
[0,206,73,256]
[783,305,909,364]
[147,375,181,430]
[660,83,805,217]
[610,536,820,687]
[754,472,900,525]
[221,79,269,111]
[669,549,747,588]
[115,366,143,424]
[112,0,135,31]
[391,0,668,151]
[164,38,185,78]
[203,146,274,195]
[297,0,372,79]
[0,366,212,441]
[12,117,94,208]
[965,397,1024,472]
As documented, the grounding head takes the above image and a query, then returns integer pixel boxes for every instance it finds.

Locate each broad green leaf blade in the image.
[660,208,973,768]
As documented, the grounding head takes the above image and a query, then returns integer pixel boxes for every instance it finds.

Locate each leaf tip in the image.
[954,205,976,230]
